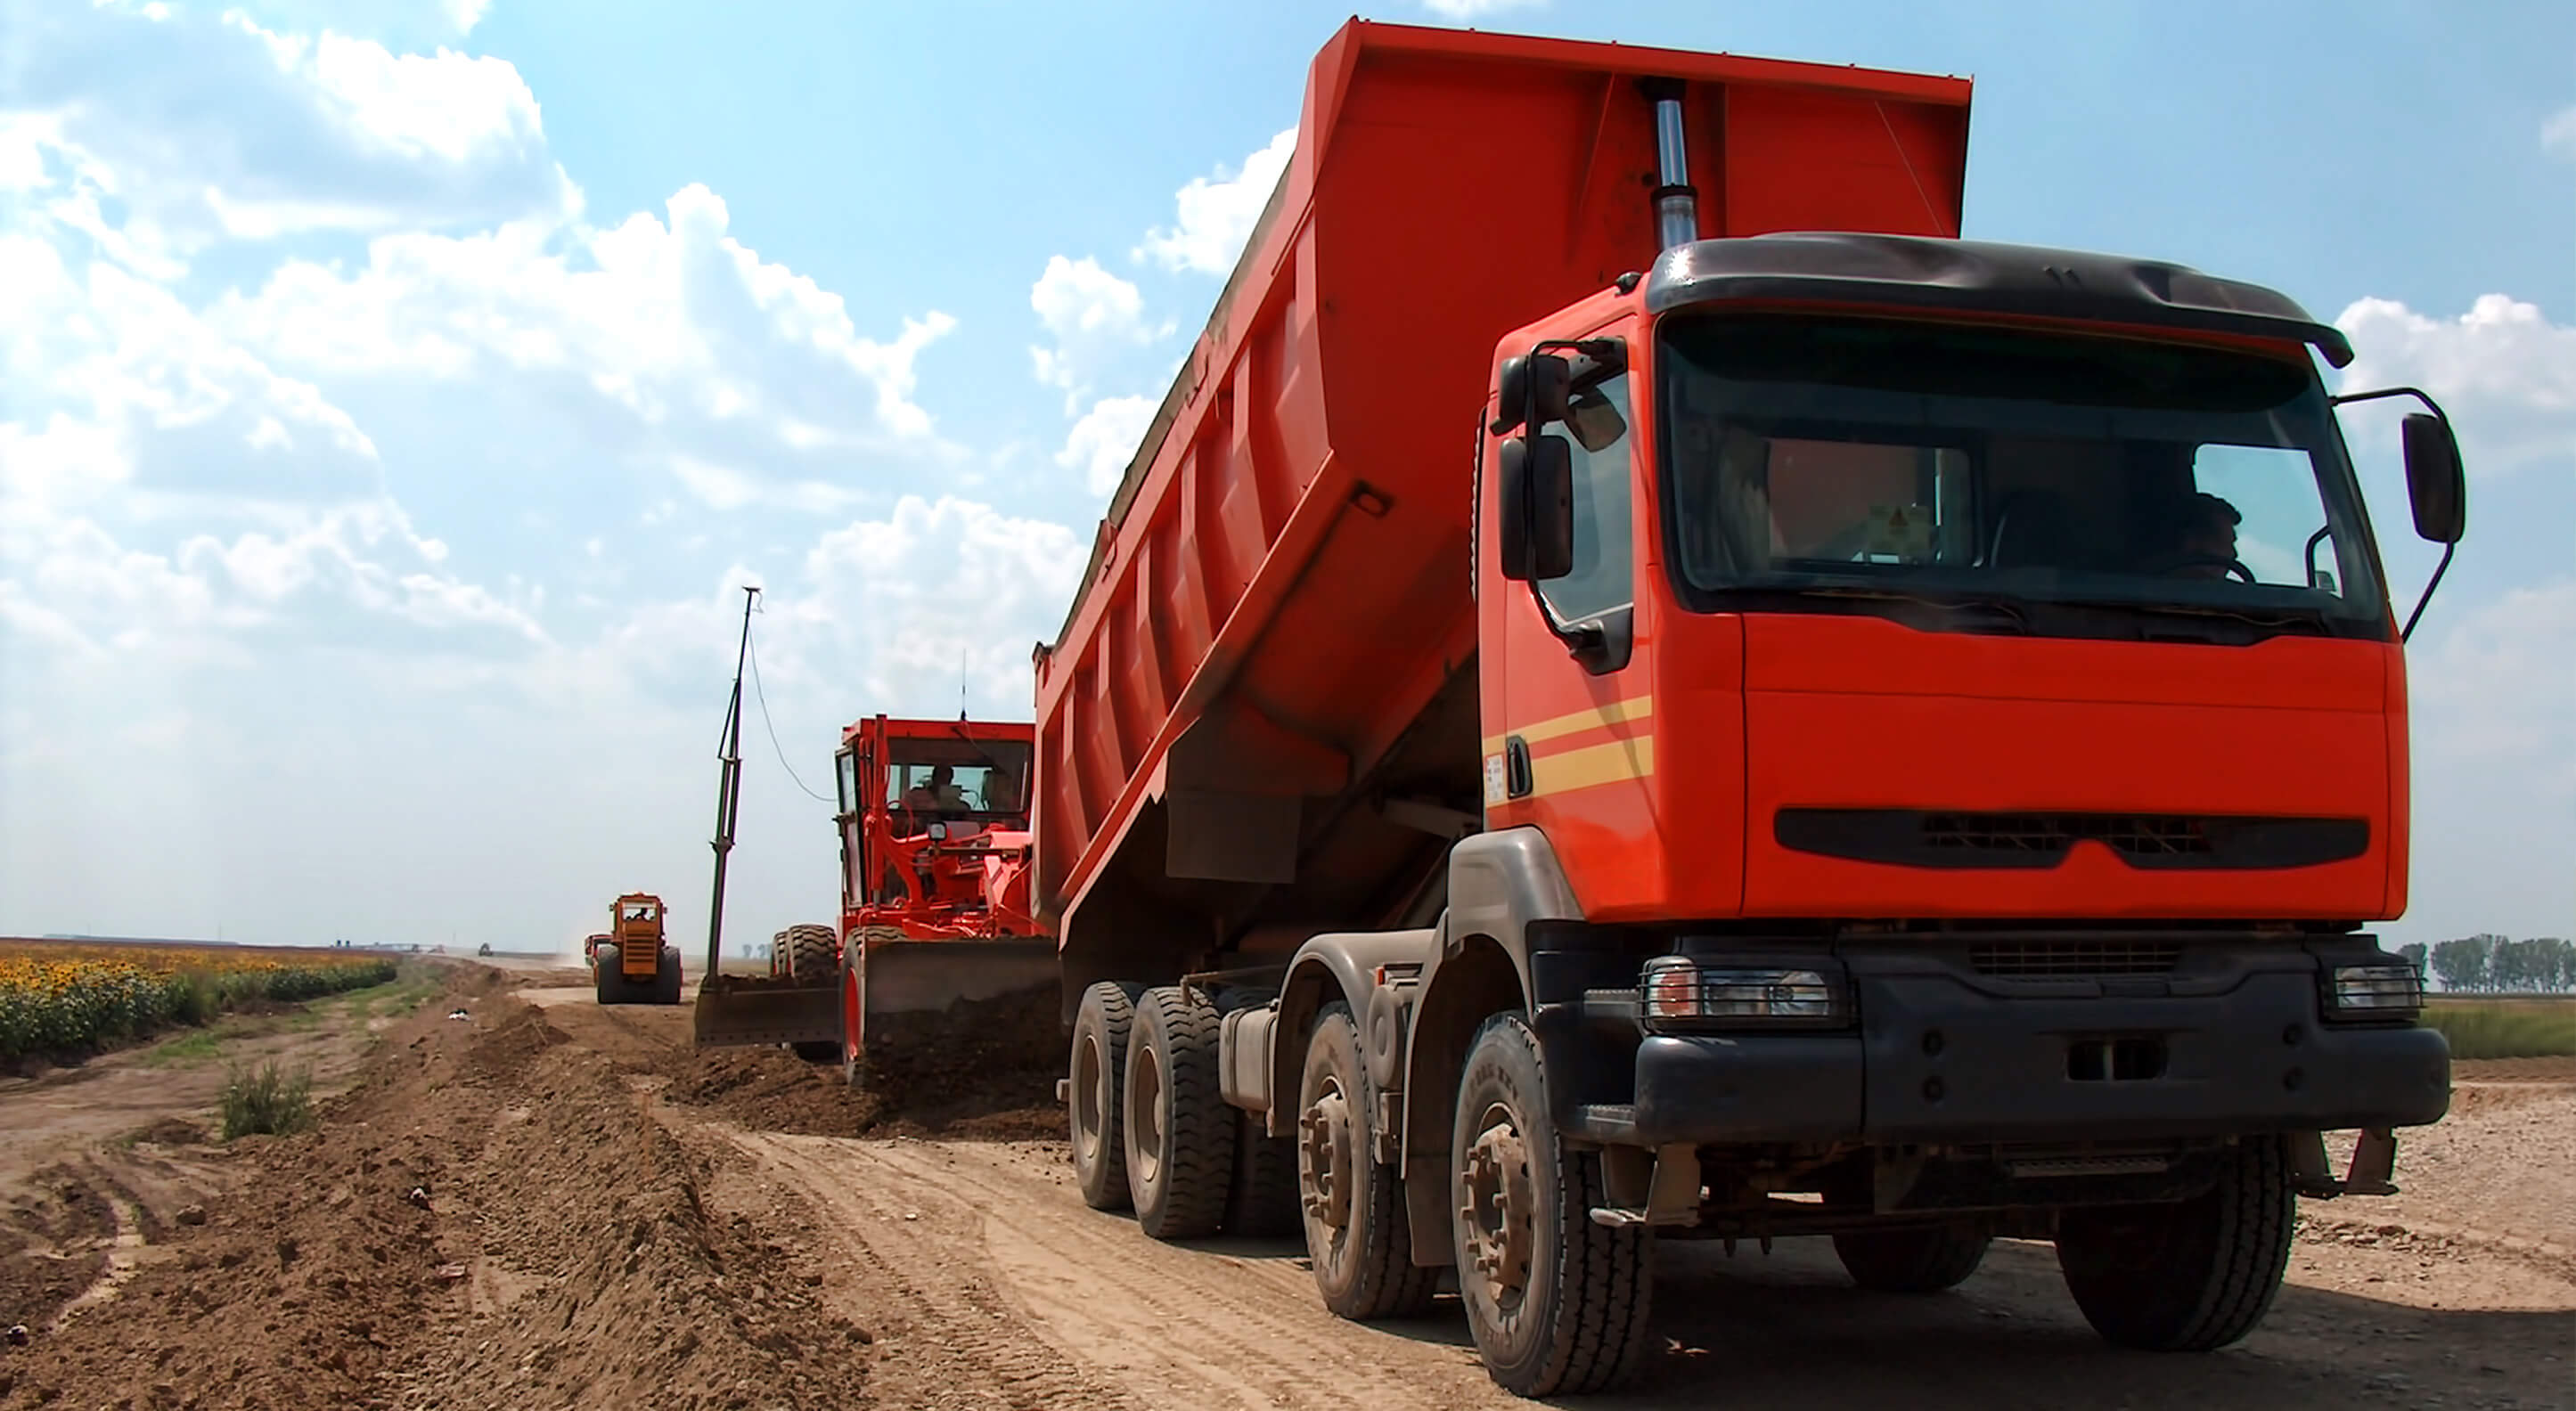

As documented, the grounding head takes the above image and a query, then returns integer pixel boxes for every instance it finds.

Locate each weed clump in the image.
[219,1060,316,1139]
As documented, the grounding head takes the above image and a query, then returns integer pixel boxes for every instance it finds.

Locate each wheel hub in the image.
[1073,1032,1104,1162]
[1298,1081,1354,1231]
[1459,1116,1534,1307]
[1132,1048,1165,1187]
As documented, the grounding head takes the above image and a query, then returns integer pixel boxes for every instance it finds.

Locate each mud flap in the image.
[852,937,1061,1057]
[691,973,843,1050]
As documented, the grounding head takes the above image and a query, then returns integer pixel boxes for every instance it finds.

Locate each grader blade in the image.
[691,972,842,1050]
[851,934,1061,1063]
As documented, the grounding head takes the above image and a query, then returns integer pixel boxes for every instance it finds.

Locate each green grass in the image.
[135,1024,247,1068]
[2422,999,2576,1060]
[218,1060,315,1139]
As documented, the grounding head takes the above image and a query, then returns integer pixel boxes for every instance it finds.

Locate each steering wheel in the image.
[2160,555,2256,584]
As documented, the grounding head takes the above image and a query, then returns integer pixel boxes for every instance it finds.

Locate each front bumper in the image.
[1547,945,2453,1149]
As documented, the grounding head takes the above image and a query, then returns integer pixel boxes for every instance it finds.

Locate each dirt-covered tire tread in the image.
[1454,1012,1651,1398]
[1126,985,1233,1240]
[2056,1133,2295,1351]
[1068,981,1141,1211]
[1301,1002,1439,1320]
[782,923,838,983]
[1832,1221,1991,1293]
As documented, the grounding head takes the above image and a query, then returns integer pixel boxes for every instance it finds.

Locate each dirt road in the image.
[3,966,2568,1409]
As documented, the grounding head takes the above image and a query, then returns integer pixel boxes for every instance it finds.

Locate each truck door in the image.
[1481,324,1676,917]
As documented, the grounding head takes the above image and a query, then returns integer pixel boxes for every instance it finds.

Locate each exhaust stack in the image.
[1643,77,1700,251]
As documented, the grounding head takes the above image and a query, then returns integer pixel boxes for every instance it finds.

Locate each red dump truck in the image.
[1033,20,2465,1397]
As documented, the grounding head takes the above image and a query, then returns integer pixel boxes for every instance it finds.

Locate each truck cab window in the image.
[1657,314,2385,636]
[1536,373,1635,626]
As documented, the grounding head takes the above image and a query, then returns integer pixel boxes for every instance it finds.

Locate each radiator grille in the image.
[1969,940,2184,977]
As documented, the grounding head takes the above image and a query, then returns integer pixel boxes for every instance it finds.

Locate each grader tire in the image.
[781,923,842,1061]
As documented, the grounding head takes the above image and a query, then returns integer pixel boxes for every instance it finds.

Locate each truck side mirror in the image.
[1498,434,1574,581]
[2400,412,2465,544]
[1491,353,1573,435]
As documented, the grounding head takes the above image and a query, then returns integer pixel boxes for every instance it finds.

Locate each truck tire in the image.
[1123,985,1234,1240]
[2055,1133,2295,1351]
[1068,982,1141,1211]
[657,947,683,1006]
[1226,1109,1301,1239]
[1451,1011,1651,1398]
[1833,1221,1991,1293]
[1297,1001,1439,1320]
[594,958,622,1006]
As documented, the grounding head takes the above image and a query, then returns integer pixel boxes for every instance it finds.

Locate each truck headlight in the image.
[1639,957,1852,1032]
[2324,962,2423,1020]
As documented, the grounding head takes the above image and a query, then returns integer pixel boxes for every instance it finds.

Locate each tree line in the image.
[2395,934,2576,993]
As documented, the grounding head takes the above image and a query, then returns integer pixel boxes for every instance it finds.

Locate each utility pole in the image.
[705,585,758,979]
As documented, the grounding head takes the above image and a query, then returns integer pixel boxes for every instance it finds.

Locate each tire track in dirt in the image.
[732,1131,1511,1411]
[724,1130,1141,1410]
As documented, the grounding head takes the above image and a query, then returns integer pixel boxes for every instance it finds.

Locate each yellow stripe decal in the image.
[1482,695,1653,754]
[1527,733,1655,798]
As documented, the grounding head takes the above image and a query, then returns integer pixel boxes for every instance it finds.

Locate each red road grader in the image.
[693,711,1058,1075]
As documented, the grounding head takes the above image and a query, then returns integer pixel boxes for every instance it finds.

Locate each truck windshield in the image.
[1654,314,2388,638]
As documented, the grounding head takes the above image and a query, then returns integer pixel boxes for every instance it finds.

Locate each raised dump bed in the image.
[1032,20,1971,994]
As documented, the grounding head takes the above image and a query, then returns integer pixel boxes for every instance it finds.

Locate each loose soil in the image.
[1,962,2568,1410]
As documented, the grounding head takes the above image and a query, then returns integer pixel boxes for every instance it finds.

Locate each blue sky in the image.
[2,0,2568,953]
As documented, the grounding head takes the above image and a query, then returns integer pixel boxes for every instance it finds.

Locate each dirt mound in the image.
[0,971,877,1411]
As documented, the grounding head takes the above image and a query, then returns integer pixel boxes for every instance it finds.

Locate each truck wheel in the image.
[1124,986,1234,1240]
[1226,1109,1301,1239]
[594,958,620,1006]
[1452,1011,1651,1397]
[2055,1134,2295,1351]
[657,947,683,1006]
[1298,1001,1439,1320]
[1068,982,1141,1211]
[1833,1221,1991,1293]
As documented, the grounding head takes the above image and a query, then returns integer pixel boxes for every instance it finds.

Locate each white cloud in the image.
[444,0,494,34]
[1421,0,1545,16]
[2335,295,2576,479]
[1136,127,1295,277]
[1057,395,1157,497]
[2414,581,2576,795]
[2543,104,2576,159]
[0,4,1078,952]
[2,1,575,266]
[801,495,1087,709]
[213,184,962,457]
[1028,254,1155,400]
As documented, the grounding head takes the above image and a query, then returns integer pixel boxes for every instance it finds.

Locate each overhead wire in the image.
[743,611,836,805]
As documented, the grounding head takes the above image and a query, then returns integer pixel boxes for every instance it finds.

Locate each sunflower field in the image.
[0,942,401,1061]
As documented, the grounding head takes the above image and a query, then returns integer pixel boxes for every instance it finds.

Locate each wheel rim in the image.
[1131,1041,1166,1191]
[1074,1030,1106,1164]
[1298,1075,1356,1244]
[1460,1102,1535,1316]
